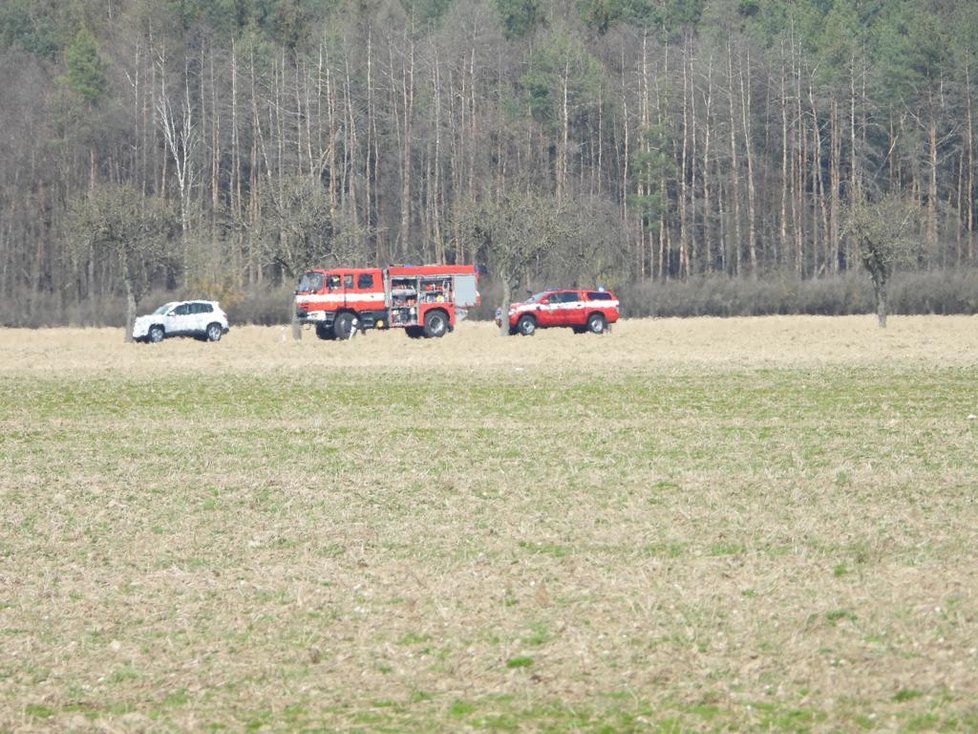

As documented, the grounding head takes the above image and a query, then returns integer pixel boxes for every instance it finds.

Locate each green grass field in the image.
[2,318,978,732]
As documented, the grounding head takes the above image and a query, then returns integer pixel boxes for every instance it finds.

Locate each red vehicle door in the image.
[331,269,380,314]
[535,293,561,327]
[548,291,577,327]
[324,272,342,305]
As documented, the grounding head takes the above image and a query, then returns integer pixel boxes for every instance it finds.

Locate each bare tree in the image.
[456,190,567,334]
[843,193,920,327]
[260,174,367,339]
[66,185,179,339]
[548,196,629,288]
[156,49,198,269]
[261,174,341,280]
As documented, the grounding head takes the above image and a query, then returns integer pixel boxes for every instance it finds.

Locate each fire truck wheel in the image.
[516,315,537,336]
[333,312,356,339]
[587,313,607,334]
[423,310,449,338]
[316,323,336,340]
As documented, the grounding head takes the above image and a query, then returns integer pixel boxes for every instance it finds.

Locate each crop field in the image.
[2,316,978,733]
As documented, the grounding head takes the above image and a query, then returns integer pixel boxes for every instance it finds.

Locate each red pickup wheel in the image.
[516,315,537,336]
[587,313,607,334]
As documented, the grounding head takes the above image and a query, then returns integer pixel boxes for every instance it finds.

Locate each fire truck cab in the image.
[295,264,479,340]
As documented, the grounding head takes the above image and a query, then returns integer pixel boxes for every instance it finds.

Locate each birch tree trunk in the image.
[431,47,444,262]
[678,40,690,278]
[639,30,650,277]
[927,96,939,266]
[739,48,757,277]
[700,53,714,273]
[829,97,840,273]
[847,52,862,271]
[231,41,241,223]
[249,48,264,284]
[344,52,361,251]
[394,31,415,259]
[157,52,197,271]
[688,37,699,275]
[780,40,792,275]
[794,41,805,276]
[726,42,742,277]
[967,62,976,261]
[808,79,827,275]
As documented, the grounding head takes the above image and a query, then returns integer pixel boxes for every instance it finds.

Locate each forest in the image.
[1,0,977,326]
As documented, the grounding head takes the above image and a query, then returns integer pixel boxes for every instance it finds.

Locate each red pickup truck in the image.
[496,288,619,336]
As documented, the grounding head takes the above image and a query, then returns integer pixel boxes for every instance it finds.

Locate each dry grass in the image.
[2,316,978,732]
[4,314,978,374]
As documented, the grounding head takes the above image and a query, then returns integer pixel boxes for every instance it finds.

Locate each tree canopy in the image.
[1,0,977,324]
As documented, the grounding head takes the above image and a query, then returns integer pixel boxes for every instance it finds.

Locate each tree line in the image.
[1,0,976,326]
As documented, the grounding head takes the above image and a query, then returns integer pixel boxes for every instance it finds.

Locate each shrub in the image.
[618,269,978,318]
[227,285,296,325]
[8,267,978,326]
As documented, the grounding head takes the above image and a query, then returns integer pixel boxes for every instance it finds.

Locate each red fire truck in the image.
[294,264,479,339]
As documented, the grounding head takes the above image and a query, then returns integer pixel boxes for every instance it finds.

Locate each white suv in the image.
[133,300,230,343]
